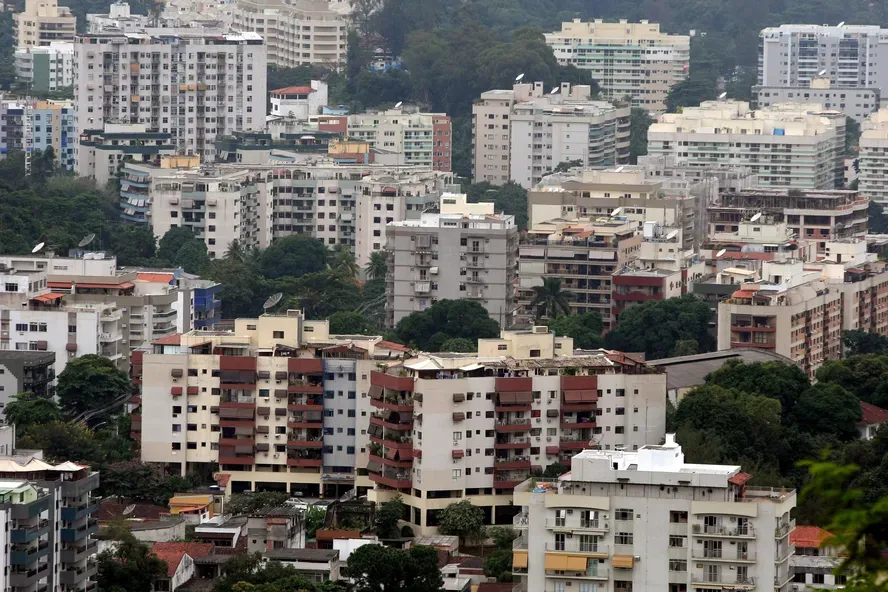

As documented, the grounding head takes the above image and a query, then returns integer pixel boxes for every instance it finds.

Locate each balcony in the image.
[218,454,256,465]
[545,541,610,556]
[60,520,98,542]
[59,561,97,586]
[691,549,756,562]
[692,524,756,538]
[559,438,589,451]
[561,419,595,430]
[11,521,50,543]
[496,376,532,392]
[218,436,256,447]
[60,542,98,564]
[10,542,50,565]
[371,371,414,392]
[368,467,412,489]
[286,456,322,468]
[369,413,413,431]
[494,456,532,470]
[370,392,414,412]
[9,563,49,587]
[10,495,51,519]
[286,416,323,429]
[287,380,324,394]
[691,575,755,589]
[495,419,532,432]
[60,502,99,522]
[369,453,413,469]
[513,513,529,529]
[494,438,531,450]
[61,473,100,496]
[286,435,324,448]
[546,518,608,532]
[775,519,795,539]
[287,397,323,411]
[493,478,525,490]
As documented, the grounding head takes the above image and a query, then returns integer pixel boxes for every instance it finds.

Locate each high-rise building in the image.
[0,351,55,404]
[231,0,346,69]
[384,193,519,327]
[758,24,888,90]
[752,75,880,124]
[339,109,452,172]
[0,99,75,170]
[545,19,690,112]
[13,0,76,48]
[367,329,668,535]
[14,42,74,92]
[648,100,846,189]
[472,82,629,188]
[72,30,267,161]
[512,434,796,592]
[859,107,888,206]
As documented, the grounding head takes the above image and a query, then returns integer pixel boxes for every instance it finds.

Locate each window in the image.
[668,536,685,548]
[273,331,284,338]
[668,559,686,572]
[615,532,633,545]
[452,469,461,479]
[15,324,27,332]
[812,574,825,584]
[670,511,688,523]
[615,509,632,521]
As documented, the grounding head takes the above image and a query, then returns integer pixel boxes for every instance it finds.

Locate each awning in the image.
[430,266,439,274]
[564,392,582,403]
[275,408,287,416]
[35,341,47,350]
[256,425,269,434]
[547,409,560,418]
[566,556,587,571]
[452,412,465,422]
[32,293,63,303]
[257,407,271,415]
[257,371,271,379]
[187,386,199,395]
[385,448,398,460]
[458,363,483,371]
[452,450,464,458]
[499,393,516,404]
[514,392,532,404]
[255,443,270,451]
[171,369,184,378]
[275,371,288,380]
[171,387,183,395]
[366,461,382,473]
[274,389,288,397]
[513,551,528,569]
[546,446,559,454]
[544,554,568,570]
[368,385,383,400]
[612,555,634,569]
[453,393,465,403]
[66,343,77,352]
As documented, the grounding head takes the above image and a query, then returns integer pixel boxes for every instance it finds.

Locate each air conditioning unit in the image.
[273,453,279,458]
[276,380,282,384]
[263,435,268,439]
[535,437,540,441]
[172,414,178,418]
[567,510,573,515]
[546,437,552,442]
[263,452,268,457]
[275,434,281,439]
[535,418,541,423]
[172,378,178,382]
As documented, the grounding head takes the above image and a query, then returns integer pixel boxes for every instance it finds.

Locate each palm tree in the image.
[366,251,388,280]
[225,240,245,263]
[330,244,359,278]
[530,278,573,320]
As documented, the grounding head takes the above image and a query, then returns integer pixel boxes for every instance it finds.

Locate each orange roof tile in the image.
[152,333,182,346]
[790,526,832,549]
[151,543,214,576]
[270,86,315,95]
[377,340,410,352]
[137,273,175,284]
[859,401,888,425]
[31,292,64,302]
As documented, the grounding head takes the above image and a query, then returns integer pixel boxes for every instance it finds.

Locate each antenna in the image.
[718,91,727,99]
[666,229,679,240]
[263,292,283,314]
[610,207,623,217]
[394,101,402,109]
[515,73,525,82]
[716,248,727,258]
[78,233,96,248]
[750,212,763,223]
[31,241,45,254]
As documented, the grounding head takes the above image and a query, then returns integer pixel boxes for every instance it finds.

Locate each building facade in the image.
[512,434,796,592]
[341,109,452,172]
[859,107,888,206]
[752,77,880,124]
[13,0,76,48]
[0,351,55,409]
[385,193,519,327]
[545,19,690,112]
[14,42,74,92]
[269,82,328,120]
[86,1,154,33]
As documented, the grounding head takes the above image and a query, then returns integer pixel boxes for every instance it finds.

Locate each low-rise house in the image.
[858,401,888,440]
[790,526,845,590]
[192,516,247,548]
[263,549,341,583]
[246,507,305,552]
[151,542,214,592]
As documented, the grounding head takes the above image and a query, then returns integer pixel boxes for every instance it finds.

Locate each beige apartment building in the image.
[472,82,629,187]
[14,0,75,48]
[231,0,346,69]
[648,101,845,189]
[545,19,690,112]
[385,193,518,327]
[367,328,668,535]
[344,109,452,171]
[859,107,888,206]
[512,435,796,592]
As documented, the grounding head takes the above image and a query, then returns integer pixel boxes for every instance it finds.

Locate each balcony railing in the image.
[692,524,756,538]
[545,541,609,554]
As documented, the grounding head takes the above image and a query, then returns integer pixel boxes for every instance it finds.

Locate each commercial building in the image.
[752,76,880,124]
[13,0,76,48]
[72,30,267,161]
[511,434,796,592]
[135,310,407,498]
[717,240,888,375]
[384,193,519,327]
[367,329,668,535]
[545,19,689,111]
[859,107,888,206]
[758,24,888,90]
[231,0,346,69]
[517,216,640,329]
[0,351,55,408]
[647,100,845,189]
[86,1,155,33]
[14,42,74,92]
[472,82,629,187]
[269,82,328,120]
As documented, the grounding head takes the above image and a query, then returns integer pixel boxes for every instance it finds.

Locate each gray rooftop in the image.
[265,548,339,562]
[647,348,798,392]
[0,351,55,365]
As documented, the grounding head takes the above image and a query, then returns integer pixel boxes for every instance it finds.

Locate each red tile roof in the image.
[137,273,175,284]
[152,543,214,576]
[728,472,752,486]
[152,333,182,346]
[859,401,888,425]
[270,86,315,95]
[377,340,410,352]
[790,526,832,549]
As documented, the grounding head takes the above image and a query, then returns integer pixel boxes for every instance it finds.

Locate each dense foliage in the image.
[346,543,443,592]
[97,529,168,592]
[56,354,133,419]
[213,553,345,592]
[437,499,486,545]
[392,300,500,351]
[605,295,714,359]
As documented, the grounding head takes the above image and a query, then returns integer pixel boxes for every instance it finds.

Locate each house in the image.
[150,542,214,592]
[789,526,845,590]
[858,401,888,440]
[246,507,305,552]
[192,516,247,548]
[168,494,215,523]
[263,549,341,583]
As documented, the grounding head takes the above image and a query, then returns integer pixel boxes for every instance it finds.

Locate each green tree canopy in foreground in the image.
[605,295,713,360]
[393,299,499,351]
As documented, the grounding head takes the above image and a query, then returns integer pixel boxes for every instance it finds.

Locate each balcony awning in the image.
[257,407,271,415]
[547,409,559,418]
[31,292,63,303]
[452,450,464,458]
[171,387,183,395]
[366,461,381,473]
[257,371,271,379]
[513,551,528,569]
[256,425,269,434]
[612,555,634,569]
[256,443,270,451]
[452,412,465,422]
[544,554,568,570]
[546,446,559,454]
[275,371,288,380]
[369,385,383,400]
[275,408,287,416]
[514,392,532,404]
[452,393,465,403]
[274,389,288,397]
[566,556,587,571]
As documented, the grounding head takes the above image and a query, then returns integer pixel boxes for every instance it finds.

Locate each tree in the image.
[56,354,131,418]
[305,504,326,539]
[97,530,168,592]
[258,235,328,279]
[173,239,210,274]
[204,258,269,319]
[4,392,61,433]
[157,226,199,264]
[346,543,443,592]
[605,295,714,360]
[844,329,888,356]
[553,159,582,173]
[17,421,100,463]
[393,299,499,351]
[440,338,476,352]
[488,526,517,549]
[366,251,388,280]
[277,270,362,319]
[705,359,811,419]
[101,461,202,506]
[846,117,862,156]
[867,200,888,234]
[484,549,513,583]
[465,182,529,229]
[629,107,654,164]
[666,77,716,112]
[548,312,603,349]
[792,383,862,441]
[226,492,291,515]
[329,311,373,335]
[816,355,888,408]
[329,244,359,279]
[374,495,405,538]
[438,499,485,545]
[542,462,569,478]
[530,277,573,319]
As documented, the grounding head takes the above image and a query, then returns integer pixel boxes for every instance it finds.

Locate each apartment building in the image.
[385,193,519,327]
[367,328,668,535]
[512,434,796,592]
[752,76,880,124]
[14,42,73,92]
[717,241,888,375]
[335,108,452,172]
[0,99,75,169]
[72,30,267,161]
[472,82,629,187]
[145,161,453,266]
[709,188,868,254]
[517,217,640,329]
[545,19,690,112]
[0,459,100,592]
[231,0,346,69]
[13,0,76,48]
[703,216,817,269]
[77,124,177,189]
[789,526,844,590]
[135,310,406,498]
[0,351,55,408]
[759,24,888,90]
[648,100,845,189]
[86,1,154,33]
[859,107,888,206]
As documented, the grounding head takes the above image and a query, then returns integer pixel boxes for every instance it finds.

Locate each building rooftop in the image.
[647,348,799,392]
[271,86,316,95]
[859,401,888,426]
[791,525,833,549]
[151,542,214,576]
[264,548,339,562]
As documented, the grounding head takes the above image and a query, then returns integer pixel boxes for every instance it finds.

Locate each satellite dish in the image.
[263,292,283,312]
[818,69,827,76]
[614,165,624,173]
[515,73,525,82]
[31,242,45,254]
[394,101,402,109]
[78,233,96,248]
[666,229,679,240]
[550,86,560,94]
[611,207,623,217]
[716,248,727,258]
[718,91,727,99]
[837,21,845,27]
[750,212,763,223]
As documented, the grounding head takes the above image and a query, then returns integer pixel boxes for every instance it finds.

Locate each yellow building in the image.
[14,0,75,48]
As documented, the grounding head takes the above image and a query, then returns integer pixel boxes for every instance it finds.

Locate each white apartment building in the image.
[345,108,452,172]
[385,193,519,327]
[269,81,328,120]
[77,124,177,189]
[545,19,690,112]
[86,1,157,33]
[231,0,346,69]
[758,24,888,90]
[368,329,668,535]
[648,100,845,189]
[859,107,888,205]
[13,0,76,48]
[472,82,629,187]
[753,75,881,124]
[14,42,73,91]
[73,30,267,161]
[512,434,796,592]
